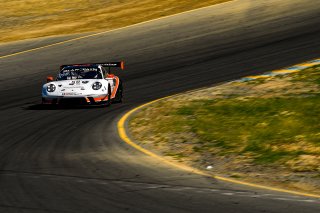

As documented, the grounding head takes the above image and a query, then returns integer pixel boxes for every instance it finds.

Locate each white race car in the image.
[42,62,124,106]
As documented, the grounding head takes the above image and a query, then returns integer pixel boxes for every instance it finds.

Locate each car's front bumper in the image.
[42,95,109,105]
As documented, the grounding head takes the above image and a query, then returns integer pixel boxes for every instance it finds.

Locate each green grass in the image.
[292,65,320,85]
[130,66,320,171]
[172,95,320,163]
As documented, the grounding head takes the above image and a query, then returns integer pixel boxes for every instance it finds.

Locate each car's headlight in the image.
[92,82,102,90]
[47,84,56,92]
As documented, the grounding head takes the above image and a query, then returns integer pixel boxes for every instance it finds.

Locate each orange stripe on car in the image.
[111,76,120,99]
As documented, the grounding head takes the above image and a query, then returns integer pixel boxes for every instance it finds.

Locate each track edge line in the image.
[0,0,234,59]
[117,58,320,199]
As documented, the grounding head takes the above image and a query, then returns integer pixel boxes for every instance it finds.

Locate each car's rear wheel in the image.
[113,80,123,103]
[104,85,112,107]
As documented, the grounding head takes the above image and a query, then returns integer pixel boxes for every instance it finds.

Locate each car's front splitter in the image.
[42,95,109,105]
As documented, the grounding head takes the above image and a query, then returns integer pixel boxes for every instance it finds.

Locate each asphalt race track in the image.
[0,0,320,212]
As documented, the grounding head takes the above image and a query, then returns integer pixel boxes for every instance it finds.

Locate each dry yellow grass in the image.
[1,0,230,43]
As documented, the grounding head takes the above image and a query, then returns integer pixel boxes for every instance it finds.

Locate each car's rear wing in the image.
[99,62,124,70]
[60,61,125,72]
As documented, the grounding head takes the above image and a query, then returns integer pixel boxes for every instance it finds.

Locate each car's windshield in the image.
[57,66,102,80]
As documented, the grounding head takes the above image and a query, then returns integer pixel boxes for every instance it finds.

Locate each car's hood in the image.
[50,79,101,87]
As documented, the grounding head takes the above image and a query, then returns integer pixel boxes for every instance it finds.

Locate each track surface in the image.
[1,0,320,212]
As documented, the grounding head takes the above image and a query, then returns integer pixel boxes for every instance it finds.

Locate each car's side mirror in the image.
[47,76,54,83]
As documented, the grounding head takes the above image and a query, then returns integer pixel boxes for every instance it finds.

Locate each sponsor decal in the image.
[62,92,78,96]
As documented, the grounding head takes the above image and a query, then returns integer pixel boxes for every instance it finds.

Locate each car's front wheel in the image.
[103,85,112,107]
[42,98,57,105]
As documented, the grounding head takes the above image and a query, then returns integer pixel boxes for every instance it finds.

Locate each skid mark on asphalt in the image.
[1,172,319,204]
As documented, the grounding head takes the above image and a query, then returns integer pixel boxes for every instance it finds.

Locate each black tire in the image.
[42,98,57,105]
[105,85,112,107]
[113,80,123,103]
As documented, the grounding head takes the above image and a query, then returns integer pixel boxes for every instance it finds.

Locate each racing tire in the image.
[42,98,57,105]
[113,80,123,103]
[104,86,112,107]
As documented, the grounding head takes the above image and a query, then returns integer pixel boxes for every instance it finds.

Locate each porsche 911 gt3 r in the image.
[42,62,124,106]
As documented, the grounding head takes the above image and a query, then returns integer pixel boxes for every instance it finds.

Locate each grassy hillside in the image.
[130,65,320,193]
[1,0,229,43]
